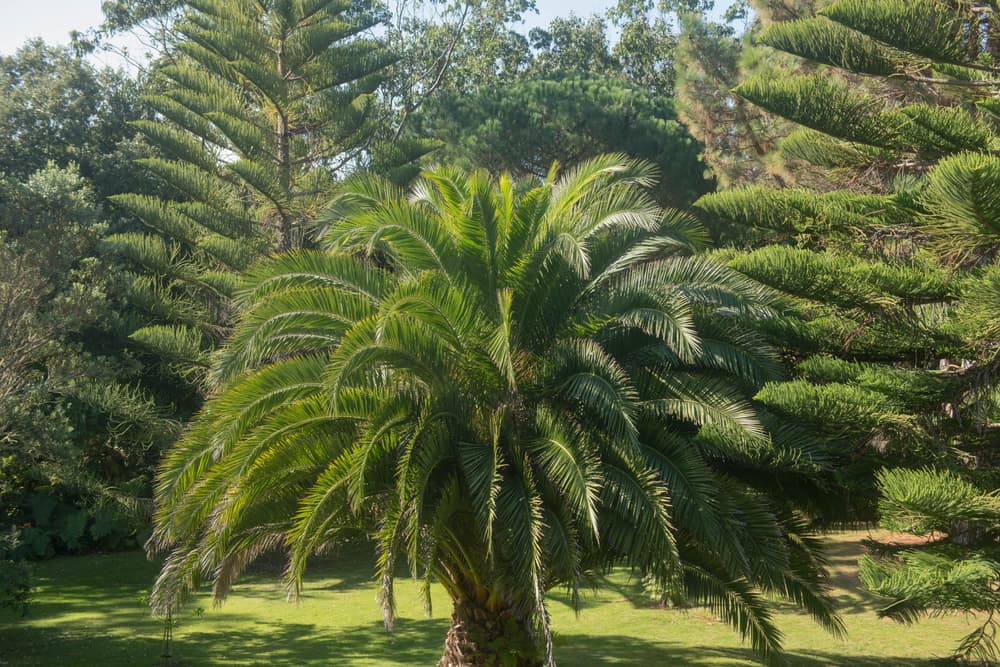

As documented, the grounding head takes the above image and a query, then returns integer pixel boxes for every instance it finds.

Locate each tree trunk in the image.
[275,33,292,251]
[439,596,544,667]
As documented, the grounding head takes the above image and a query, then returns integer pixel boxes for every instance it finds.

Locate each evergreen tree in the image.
[672,2,788,187]
[149,158,842,666]
[108,0,429,388]
[672,0,863,189]
[410,74,712,206]
[695,0,1000,659]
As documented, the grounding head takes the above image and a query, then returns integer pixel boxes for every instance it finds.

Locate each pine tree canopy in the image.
[778,127,882,170]
[672,9,792,188]
[707,0,1000,660]
[409,74,712,207]
[108,0,430,389]
[696,186,904,240]
[919,152,1000,263]
[734,76,902,150]
[859,469,1000,663]
[819,0,971,66]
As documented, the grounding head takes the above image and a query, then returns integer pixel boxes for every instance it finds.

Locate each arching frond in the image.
[152,159,837,665]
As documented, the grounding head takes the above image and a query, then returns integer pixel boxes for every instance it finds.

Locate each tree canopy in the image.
[411,74,711,206]
[692,0,1000,661]
[149,158,841,666]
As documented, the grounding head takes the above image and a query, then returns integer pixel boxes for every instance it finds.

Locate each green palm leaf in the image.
[151,158,839,666]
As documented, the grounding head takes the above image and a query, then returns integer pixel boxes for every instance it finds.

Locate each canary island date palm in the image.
[148,156,841,666]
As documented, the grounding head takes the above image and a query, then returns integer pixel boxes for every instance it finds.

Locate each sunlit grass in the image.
[0,531,980,666]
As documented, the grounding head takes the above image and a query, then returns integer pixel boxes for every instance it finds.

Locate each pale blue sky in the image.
[0,0,623,57]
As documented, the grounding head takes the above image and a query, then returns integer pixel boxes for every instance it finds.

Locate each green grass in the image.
[0,531,982,666]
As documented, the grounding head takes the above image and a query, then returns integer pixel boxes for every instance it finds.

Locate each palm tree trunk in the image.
[439,595,543,667]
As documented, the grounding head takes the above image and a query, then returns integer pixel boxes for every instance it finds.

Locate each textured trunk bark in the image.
[439,596,543,667]
[950,519,980,546]
[275,34,292,251]
[276,109,292,251]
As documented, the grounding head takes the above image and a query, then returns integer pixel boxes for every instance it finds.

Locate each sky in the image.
[0,0,622,59]
[0,2,105,54]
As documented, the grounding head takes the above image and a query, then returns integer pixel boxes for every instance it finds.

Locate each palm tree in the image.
[148,156,841,666]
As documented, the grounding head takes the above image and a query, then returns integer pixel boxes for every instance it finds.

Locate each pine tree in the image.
[672,0,821,188]
[672,0,898,190]
[409,73,712,206]
[108,0,429,387]
[673,6,783,188]
[694,0,1000,660]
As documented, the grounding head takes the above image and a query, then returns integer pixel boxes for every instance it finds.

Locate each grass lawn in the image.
[0,531,981,666]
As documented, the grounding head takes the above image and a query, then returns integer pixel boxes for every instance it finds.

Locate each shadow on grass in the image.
[556,634,955,666]
[2,614,445,667]
[248,541,384,595]
[3,608,955,667]
[0,539,958,667]
[2,626,165,666]
[179,618,445,666]
[2,628,957,667]
[813,531,891,616]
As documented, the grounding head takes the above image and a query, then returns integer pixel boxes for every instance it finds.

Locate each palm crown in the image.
[149,156,840,666]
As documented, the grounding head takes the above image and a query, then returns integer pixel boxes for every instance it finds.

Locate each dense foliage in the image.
[150,158,840,666]
[691,0,1000,661]
[410,74,711,206]
[0,45,182,609]
[0,41,150,197]
[3,1,1000,665]
[672,1,787,187]
[0,164,178,549]
[107,0,436,394]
